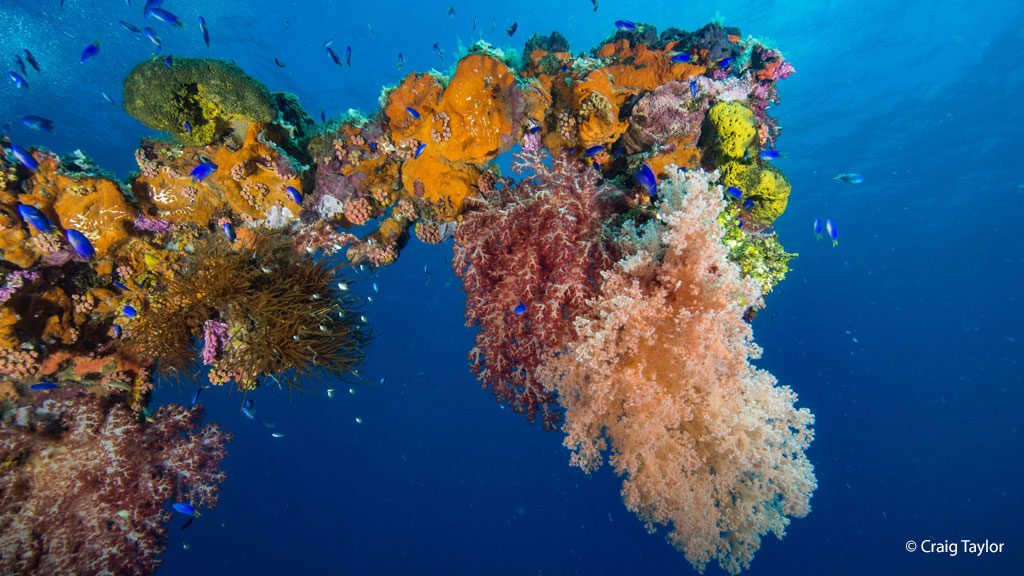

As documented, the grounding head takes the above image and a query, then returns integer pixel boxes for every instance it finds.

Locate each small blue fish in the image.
[369,141,377,153]
[66,229,96,259]
[191,386,206,405]
[286,186,302,205]
[143,0,162,11]
[112,325,122,339]
[122,305,137,318]
[813,218,822,240]
[7,71,28,90]
[274,58,287,68]
[670,53,692,63]
[433,43,443,63]
[119,20,141,34]
[561,63,569,73]
[414,143,426,158]
[637,163,657,195]
[172,503,197,516]
[834,173,864,184]
[758,149,781,160]
[448,6,455,17]
[689,79,698,99]
[145,7,184,27]
[473,15,478,30]
[143,28,162,52]
[163,55,173,67]
[591,0,598,11]
[320,110,326,122]
[13,55,26,75]
[111,280,131,291]
[719,56,734,68]
[190,162,218,182]
[528,125,541,134]
[30,382,57,391]
[18,204,52,232]
[826,219,838,246]
[742,198,755,211]
[614,20,637,32]
[241,404,275,428]
[81,43,100,63]
[326,46,343,67]
[346,45,352,67]
[584,145,605,157]
[507,23,518,37]
[10,145,39,171]
[397,53,404,69]
[222,221,236,242]
[735,219,744,228]
[406,107,421,120]
[726,186,743,200]
[198,16,210,49]
[373,282,380,295]
[102,91,116,106]
[513,303,526,315]
[22,50,39,72]
[184,121,192,137]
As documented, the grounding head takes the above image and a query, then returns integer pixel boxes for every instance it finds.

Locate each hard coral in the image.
[123,57,277,146]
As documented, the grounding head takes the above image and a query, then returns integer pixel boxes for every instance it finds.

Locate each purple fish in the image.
[190,162,218,182]
[9,145,39,171]
[65,229,96,260]
[18,204,52,232]
[637,163,657,195]
[81,42,100,63]
[286,186,302,205]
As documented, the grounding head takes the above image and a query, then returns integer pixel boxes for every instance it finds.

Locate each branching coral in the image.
[538,169,815,574]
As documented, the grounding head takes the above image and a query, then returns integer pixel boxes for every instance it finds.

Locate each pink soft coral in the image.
[539,168,815,574]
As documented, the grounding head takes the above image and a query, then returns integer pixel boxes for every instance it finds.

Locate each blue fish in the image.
[614,20,637,32]
[414,143,426,158]
[119,20,141,34]
[561,63,569,73]
[198,16,210,49]
[13,55,26,75]
[670,53,692,63]
[719,56,734,68]
[184,121,192,137]
[18,204,52,232]
[758,149,781,160]
[726,186,743,200]
[591,0,598,11]
[30,382,57,391]
[241,403,274,428]
[689,79,697,99]
[7,71,28,90]
[397,53,404,69]
[10,145,39,171]
[433,43,443,63]
[326,46,344,67]
[473,15,478,30]
[111,280,131,291]
[346,46,352,67]
[274,58,287,68]
[66,229,96,260]
[143,0,163,11]
[191,386,206,405]
[80,43,100,63]
[222,221,236,242]
[22,50,39,72]
[369,141,377,153]
[735,219,744,228]
[20,114,53,133]
[528,125,541,134]
[406,107,421,119]
[584,145,605,157]
[507,23,518,37]
[112,325,122,339]
[172,503,197,516]
[143,28,162,52]
[122,305,137,318]
[146,7,184,27]
[102,91,116,106]
[826,219,838,246]
[190,162,218,182]
[448,6,455,17]
[833,173,864,184]
[163,54,173,67]
[813,218,822,240]
[743,198,755,211]
[320,110,325,122]
[286,186,302,205]
[513,303,526,315]
[637,163,657,195]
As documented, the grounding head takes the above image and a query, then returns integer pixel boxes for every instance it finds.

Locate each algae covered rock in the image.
[719,159,791,224]
[122,57,276,146]
[704,101,756,159]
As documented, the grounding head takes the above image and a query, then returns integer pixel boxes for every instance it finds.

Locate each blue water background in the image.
[1,0,1022,574]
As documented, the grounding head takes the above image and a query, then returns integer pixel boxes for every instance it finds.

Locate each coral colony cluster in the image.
[0,22,812,575]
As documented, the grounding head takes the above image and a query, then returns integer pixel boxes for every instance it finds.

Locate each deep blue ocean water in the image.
[2,0,1022,574]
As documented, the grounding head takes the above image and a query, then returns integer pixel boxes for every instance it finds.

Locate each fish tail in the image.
[832,239,839,247]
